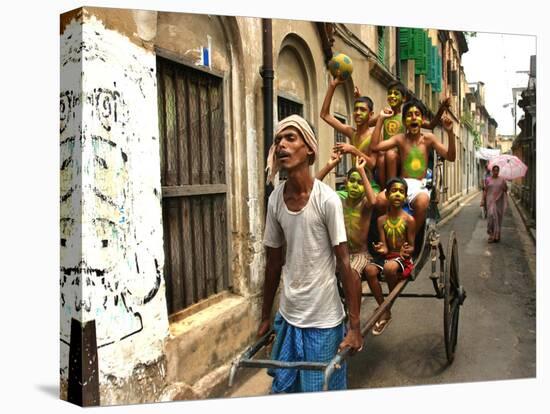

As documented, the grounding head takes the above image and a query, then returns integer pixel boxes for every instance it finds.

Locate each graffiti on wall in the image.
[60,15,168,380]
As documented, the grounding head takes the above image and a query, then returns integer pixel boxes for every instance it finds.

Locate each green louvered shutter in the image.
[427,44,435,84]
[424,34,430,75]
[414,29,428,74]
[407,28,415,59]
[412,29,420,61]
[399,28,412,60]
[432,45,439,86]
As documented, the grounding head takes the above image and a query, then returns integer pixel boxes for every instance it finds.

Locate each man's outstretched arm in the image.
[257,246,284,337]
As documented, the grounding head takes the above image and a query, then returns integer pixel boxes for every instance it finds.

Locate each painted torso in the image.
[349,128,381,194]
[399,134,430,179]
[339,192,367,253]
[383,214,407,253]
[383,113,405,141]
[352,129,372,155]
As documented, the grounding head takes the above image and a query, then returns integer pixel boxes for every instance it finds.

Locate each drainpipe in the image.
[261,18,274,209]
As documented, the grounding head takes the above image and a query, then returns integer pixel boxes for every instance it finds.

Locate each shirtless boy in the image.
[369,98,456,233]
[355,82,450,186]
[365,177,416,335]
[317,153,377,290]
[320,77,379,192]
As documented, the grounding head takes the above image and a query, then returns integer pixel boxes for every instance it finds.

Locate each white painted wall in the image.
[60,15,169,384]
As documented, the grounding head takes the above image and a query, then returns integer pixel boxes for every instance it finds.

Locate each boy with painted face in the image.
[376,82,407,187]
[317,152,377,282]
[369,98,456,234]
[365,177,416,335]
[356,82,450,186]
[320,77,380,193]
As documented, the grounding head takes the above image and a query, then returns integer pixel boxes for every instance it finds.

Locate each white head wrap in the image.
[265,115,318,185]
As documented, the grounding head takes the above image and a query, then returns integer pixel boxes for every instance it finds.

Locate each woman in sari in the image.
[481,165,508,243]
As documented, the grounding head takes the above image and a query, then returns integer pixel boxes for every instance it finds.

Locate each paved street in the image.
[228,192,536,397]
[348,192,536,389]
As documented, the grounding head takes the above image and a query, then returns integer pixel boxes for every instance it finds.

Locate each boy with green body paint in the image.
[320,77,381,193]
[355,81,450,186]
[317,153,377,287]
[370,98,456,235]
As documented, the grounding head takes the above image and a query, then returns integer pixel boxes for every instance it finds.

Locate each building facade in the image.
[512,55,536,226]
[60,7,484,405]
[496,134,515,154]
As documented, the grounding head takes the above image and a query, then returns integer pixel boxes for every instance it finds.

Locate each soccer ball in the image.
[328,53,353,80]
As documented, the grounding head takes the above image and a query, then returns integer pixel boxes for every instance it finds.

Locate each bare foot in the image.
[372,311,392,335]
[372,312,393,336]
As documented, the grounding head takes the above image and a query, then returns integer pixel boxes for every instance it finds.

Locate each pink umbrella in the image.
[488,155,528,180]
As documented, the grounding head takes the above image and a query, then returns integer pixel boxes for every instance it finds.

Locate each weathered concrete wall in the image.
[272,20,324,167]
[60,8,169,405]
[156,13,230,72]
[277,47,308,104]
[387,27,397,75]
[165,295,254,384]
[153,12,266,397]
[235,16,265,299]
[60,10,84,400]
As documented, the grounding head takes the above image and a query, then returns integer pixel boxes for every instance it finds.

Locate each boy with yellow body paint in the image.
[355,81,450,186]
[370,98,456,235]
[365,177,416,336]
[320,77,380,193]
[317,153,377,285]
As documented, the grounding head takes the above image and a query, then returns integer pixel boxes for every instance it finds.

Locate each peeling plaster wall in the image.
[60,10,169,404]
[153,13,266,391]
[238,17,266,305]
[156,13,230,72]
[60,12,84,371]
[277,47,308,103]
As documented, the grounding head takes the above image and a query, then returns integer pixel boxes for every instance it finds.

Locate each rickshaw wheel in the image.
[444,231,462,364]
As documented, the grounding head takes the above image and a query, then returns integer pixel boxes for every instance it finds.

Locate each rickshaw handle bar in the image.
[230,277,410,388]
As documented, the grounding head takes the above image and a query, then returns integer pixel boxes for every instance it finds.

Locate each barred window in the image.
[334,114,350,188]
[157,55,230,315]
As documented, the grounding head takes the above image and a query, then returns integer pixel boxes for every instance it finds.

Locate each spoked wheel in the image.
[443,231,465,364]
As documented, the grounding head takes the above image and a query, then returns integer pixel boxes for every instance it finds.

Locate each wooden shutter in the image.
[399,28,411,60]
[414,29,428,75]
[435,53,442,92]
[451,69,458,96]
[157,56,230,315]
[427,44,436,84]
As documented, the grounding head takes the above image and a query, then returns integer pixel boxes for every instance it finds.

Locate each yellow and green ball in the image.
[328,53,353,80]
